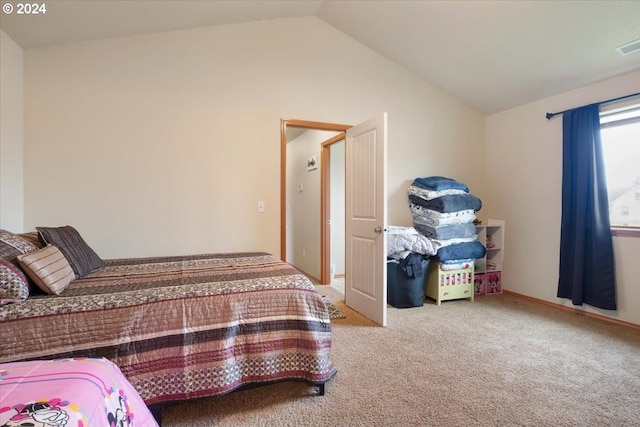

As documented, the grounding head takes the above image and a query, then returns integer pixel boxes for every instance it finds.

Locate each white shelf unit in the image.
[474,219,504,296]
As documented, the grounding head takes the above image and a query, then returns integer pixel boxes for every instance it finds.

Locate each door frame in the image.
[280,119,351,284]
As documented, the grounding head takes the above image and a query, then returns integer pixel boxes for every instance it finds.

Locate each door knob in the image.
[374,227,387,233]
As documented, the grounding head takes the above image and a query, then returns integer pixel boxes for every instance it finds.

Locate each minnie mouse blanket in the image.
[0,358,158,427]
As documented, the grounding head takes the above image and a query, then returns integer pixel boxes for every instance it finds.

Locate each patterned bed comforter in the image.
[0,252,335,405]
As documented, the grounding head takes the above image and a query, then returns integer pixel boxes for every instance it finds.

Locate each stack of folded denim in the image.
[408,176,485,270]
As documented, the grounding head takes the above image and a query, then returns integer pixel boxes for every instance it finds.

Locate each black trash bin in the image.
[387,254,430,308]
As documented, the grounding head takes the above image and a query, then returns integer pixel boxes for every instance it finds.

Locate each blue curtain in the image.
[557,104,616,310]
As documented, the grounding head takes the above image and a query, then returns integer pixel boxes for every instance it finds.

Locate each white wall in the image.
[286,131,344,280]
[485,69,640,326]
[0,30,24,232]
[286,129,336,279]
[23,16,484,259]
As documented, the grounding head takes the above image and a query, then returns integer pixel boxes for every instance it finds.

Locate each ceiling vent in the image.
[616,39,640,56]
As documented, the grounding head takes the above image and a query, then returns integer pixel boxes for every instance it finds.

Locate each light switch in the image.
[257,201,265,213]
[299,184,304,192]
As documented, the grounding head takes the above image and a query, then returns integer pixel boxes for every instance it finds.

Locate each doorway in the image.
[323,136,346,286]
[281,119,351,284]
[281,114,388,325]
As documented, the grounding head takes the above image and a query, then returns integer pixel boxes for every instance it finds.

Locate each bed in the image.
[0,357,159,427]
[0,227,336,423]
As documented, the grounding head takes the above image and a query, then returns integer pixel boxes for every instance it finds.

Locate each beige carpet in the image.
[162,284,640,426]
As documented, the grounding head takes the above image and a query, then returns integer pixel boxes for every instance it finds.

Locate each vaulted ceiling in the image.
[1,0,639,114]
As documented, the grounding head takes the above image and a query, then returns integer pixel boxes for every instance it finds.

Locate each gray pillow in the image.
[36,226,104,278]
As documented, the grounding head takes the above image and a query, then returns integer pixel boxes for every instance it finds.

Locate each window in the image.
[600,102,640,233]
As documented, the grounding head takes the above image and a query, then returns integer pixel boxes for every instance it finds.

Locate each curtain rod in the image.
[545,91,640,120]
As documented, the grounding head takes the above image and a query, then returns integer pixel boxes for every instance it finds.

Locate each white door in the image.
[345,113,387,326]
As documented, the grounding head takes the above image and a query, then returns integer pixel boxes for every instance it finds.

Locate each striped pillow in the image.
[36,226,103,278]
[17,245,76,295]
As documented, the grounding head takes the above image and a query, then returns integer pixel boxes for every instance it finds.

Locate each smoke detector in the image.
[616,38,640,56]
